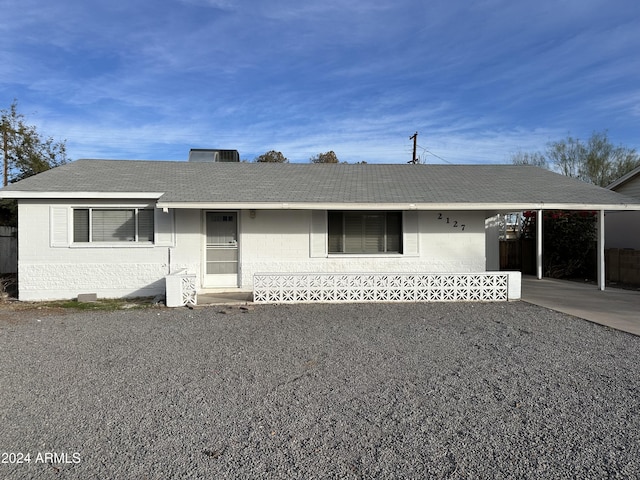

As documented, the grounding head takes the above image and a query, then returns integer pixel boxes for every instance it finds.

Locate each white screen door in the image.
[204,212,238,287]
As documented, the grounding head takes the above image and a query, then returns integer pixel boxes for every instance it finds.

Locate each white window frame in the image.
[71,207,155,246]
[327,210,403,255]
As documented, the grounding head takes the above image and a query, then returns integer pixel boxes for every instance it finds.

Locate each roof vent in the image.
[188,149,240,162]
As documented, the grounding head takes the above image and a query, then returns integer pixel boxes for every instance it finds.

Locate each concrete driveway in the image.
[521,276,640,336]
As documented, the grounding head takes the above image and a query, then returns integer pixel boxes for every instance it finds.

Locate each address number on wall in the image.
[438,213,465,231]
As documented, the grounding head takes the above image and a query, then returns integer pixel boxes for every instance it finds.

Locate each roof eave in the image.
[155,201,640,211]
[606,165,640,190]
[0,191,164,200]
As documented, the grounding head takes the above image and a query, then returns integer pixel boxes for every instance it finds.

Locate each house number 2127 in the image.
[437,213,465,231]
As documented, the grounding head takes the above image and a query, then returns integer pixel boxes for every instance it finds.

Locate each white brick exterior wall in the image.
[18,200,175,300]
[19,263,167,300]
[17,201,491,300]
[238,209,488,289]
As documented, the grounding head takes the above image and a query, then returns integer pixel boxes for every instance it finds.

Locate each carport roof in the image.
[1,159,639,210]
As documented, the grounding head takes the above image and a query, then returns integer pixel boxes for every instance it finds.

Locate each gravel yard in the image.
[1,301,639,479]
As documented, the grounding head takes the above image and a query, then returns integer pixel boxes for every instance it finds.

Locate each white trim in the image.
[201,210,240,288]
[69,201,156,208]
[0,191,164,199]
[3,193,638,210]
[597,210,605,291]
[156,201,640,211]
[69,243,155,249]
[536,209,543,280]
[327,254,405,258]
[606,165,640,190]
[71,207,153,245]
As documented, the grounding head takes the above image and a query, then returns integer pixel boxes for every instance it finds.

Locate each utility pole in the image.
[409,132,418,164]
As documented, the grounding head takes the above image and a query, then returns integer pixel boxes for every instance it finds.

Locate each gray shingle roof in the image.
[1,159,639,209]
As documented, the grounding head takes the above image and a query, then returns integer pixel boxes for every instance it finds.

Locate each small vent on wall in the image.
[188,149,240,162]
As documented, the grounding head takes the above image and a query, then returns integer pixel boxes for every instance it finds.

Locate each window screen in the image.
[73,209,89,243]
[92,210,135,242]
[137,209,155,242]
[328,211,402,254]
[73,208,154,243]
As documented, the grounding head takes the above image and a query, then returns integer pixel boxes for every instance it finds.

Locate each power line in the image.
[416,143,452,164]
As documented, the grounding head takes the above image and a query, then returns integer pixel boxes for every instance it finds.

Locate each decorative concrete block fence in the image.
[165,269,197,307]
[253,272,521,304]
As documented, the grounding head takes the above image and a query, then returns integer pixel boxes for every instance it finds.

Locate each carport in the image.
[530,208,608,290]
[521,276,640,336]
[492,208,623,292]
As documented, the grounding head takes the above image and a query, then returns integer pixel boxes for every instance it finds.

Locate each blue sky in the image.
[2,0,639,164]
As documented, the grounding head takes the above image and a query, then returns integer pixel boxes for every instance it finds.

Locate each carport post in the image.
[597,209,605,291]
[536,209,543,280]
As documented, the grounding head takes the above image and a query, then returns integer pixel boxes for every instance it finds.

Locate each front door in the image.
[203,211,238,287]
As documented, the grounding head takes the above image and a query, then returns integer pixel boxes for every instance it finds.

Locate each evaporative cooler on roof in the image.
[188,149,240,162]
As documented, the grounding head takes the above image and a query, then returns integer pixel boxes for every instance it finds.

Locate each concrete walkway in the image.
[521,276,640,336]
[197,290,253,305]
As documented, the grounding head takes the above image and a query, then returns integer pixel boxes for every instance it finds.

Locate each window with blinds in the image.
[328,211,402,254]
[73,208,155,243]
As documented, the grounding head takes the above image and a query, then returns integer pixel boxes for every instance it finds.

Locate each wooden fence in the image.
[606,249,640,286]
[0,226,17,274]
[499,239,535,274]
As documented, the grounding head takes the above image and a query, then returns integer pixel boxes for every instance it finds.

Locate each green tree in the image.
[310,150,339,164]
[545,135,585,179]
[1,100,68,186]
[581,131,640,187]
[511,131,640,187]
[510,131,640,281]
[254,150,288,163]
[521,210,597,279]
[1,100,68,226]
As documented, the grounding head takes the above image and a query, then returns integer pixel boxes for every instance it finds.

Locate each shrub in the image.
[521,211,597,279]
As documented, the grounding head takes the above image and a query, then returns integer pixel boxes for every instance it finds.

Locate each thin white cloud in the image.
[177,0,236,10]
